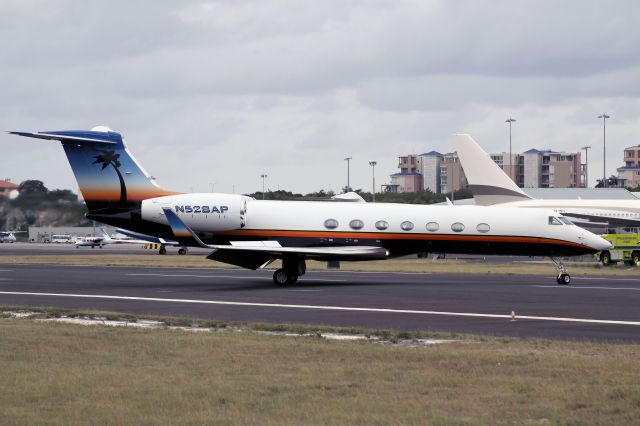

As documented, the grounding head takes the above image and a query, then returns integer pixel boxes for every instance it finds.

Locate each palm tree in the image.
[93,150,127,203]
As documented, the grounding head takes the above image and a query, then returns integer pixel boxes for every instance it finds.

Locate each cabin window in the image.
[426,222,439,232]
[324,218,339,229]
[349,219,364,230]
[548,216,563,225]
[476,223,490,233]
[375,220,389,230]
[400,221,414,231]
[559,217,574,225]
[451,222,465,232]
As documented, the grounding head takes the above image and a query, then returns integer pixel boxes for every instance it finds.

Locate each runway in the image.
[1,264,639,342]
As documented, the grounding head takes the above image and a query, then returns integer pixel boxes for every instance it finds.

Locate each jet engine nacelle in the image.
[141,193,247,231]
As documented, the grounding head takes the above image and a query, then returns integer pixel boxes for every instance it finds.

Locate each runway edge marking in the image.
[1,291,639,326]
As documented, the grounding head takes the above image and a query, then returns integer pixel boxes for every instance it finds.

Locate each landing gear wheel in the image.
[178,247,187,255]
[556,273,571,285]
[287,275,298,284]
[159,246,167,255]
[273,269,290,286]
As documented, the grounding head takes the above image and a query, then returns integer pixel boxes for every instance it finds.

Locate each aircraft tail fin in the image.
[453,134,532,205]
[10,126,179,212]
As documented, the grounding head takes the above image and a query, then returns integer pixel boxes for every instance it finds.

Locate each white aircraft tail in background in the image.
[453,134,532,206]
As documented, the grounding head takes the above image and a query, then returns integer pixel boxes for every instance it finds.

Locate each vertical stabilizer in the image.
[453,134,532,205]
[10,126,178,212]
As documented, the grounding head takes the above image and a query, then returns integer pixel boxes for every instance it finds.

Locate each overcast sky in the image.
[2,0,639,194]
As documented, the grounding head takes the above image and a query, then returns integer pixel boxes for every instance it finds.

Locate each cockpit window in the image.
[548,216,563,225]
[559,217,574,225]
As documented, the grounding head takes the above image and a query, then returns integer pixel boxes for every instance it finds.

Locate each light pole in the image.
[598,113,610,188]
[506,117,516,182]
[581,146,591,188]
[344,157,352,192]
[369,161,377,202]
[260,174,267,200]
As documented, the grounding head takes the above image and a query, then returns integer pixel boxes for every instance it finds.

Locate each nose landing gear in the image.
[551,257,571,285]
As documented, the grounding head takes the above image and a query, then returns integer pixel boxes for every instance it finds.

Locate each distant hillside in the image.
[0,180,89,231]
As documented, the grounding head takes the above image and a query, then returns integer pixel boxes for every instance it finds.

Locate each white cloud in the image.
[1,0,639,192]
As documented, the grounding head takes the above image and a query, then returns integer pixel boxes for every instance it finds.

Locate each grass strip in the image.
[0,254,637,276]
[1,312,639,425]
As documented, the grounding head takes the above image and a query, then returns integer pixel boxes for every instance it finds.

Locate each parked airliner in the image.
[10,127,611,285]
[454,134,640,230]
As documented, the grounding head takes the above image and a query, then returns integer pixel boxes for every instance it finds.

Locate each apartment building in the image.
[388,147,584,193]
[617,145,640,188]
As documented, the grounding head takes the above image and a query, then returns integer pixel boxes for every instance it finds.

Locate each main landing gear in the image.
[551,257,571,285]
[272,256,306,286]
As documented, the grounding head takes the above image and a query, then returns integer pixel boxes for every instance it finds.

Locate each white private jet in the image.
[10,127,611,285]
[454,134,640,230]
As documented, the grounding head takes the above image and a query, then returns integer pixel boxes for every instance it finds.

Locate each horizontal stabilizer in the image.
[9,131,118,144]
[453,134,532,205]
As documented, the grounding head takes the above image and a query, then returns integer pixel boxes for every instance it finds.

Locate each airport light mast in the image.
[505,117,516,182]
[344,157,352,192]
[581,146,591,188]
[260,174,267,200]
[369,161,377,202]
[598,113,610,188]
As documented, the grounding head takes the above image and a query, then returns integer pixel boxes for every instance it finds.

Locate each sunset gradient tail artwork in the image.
[10,126,178,211]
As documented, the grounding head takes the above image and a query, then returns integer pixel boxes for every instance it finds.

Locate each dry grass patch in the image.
[1,318,639,425]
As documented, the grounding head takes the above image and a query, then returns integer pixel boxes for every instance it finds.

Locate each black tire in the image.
[600,251,612,266]
[287,275,299,285]
[178,248,187,255]
[159,247,167,255]
[557,273,571,285]
[273,269,289,286]
[632,251,640,267]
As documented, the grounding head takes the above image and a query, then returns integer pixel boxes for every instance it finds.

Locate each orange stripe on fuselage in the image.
[214,229,588,249]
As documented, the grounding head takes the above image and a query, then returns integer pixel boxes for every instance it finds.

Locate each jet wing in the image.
[161,208,388,269]
[563,212,640,228]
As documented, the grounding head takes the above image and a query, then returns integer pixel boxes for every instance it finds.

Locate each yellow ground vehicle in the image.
[598,233,640,266]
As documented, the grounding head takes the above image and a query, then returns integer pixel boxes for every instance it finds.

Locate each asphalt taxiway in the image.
[0,264,639,342]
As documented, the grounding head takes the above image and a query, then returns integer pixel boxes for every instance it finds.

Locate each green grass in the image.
[1,254,638,276]
[1,317,640,425]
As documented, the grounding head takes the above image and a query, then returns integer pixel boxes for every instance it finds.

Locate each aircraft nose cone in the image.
[592,234,613,251]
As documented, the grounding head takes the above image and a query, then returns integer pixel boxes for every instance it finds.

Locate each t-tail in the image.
[10,126,179,213]
[452,134,532,205]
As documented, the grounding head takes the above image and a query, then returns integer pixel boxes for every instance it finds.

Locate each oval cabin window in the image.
[375,220,389,230]
[451,222,465,232]
[476,223,490,233]
[426,222,439,232]
[349,219,364,230]
[400,221,414,231]
[324,219,339,229]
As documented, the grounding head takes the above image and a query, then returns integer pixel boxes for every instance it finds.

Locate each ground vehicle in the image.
[51,234,72,244]
[598,233,640,266]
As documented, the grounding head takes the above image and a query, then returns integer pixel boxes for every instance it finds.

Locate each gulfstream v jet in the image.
[10,126,611,285]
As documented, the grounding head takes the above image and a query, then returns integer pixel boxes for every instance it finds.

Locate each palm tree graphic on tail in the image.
[93,150,127,203]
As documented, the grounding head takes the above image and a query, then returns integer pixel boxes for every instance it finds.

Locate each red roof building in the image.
[0,180,18,198]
